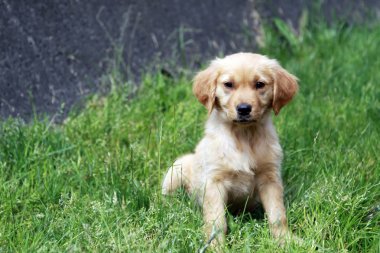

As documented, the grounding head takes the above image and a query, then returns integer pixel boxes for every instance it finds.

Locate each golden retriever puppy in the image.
[162,52,298,247]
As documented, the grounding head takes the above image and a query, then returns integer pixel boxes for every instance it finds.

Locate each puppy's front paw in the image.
[200,225,225,253]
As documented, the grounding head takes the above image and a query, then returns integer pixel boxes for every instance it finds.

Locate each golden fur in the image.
[162,53,298,247]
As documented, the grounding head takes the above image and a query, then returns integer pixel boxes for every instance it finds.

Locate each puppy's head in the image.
[193,53,298,125]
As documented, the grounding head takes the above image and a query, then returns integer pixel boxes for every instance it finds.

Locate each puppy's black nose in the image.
[236,103,252,116]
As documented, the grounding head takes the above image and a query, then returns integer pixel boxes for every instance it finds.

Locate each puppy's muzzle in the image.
[235,103,255,124]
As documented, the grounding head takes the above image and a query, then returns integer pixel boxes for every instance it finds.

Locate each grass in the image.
[1,21,380,252]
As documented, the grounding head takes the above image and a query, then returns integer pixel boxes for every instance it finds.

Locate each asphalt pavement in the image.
[1,0,378,121]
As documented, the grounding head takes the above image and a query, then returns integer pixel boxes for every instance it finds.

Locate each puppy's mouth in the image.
[233,116,256,125]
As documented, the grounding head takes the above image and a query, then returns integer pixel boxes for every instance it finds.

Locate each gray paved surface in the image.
[1,0,379,121]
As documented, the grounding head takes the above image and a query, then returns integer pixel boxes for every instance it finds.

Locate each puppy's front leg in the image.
[256,172,288,240]
[201,182,227,248]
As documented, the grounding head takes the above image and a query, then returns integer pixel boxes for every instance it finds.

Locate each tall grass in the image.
[0,22,379,252]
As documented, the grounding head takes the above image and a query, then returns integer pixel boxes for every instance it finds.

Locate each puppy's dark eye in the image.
[224,82,233,89]
[255,81,265,89]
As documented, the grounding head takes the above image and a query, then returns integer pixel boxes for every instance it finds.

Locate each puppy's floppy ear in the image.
[272,66,299,115]
[193,62,219,113]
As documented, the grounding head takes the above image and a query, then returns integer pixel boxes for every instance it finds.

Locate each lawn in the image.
[1,21,379,252]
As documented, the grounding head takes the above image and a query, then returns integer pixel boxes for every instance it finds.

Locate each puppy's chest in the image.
[220,144,255,173]
[214,137,272,197]
[219,136,267,173]
[198,130,275,176]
